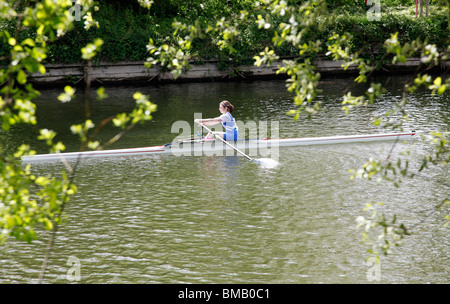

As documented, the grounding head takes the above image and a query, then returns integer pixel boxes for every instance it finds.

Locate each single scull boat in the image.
[21,131,416,163]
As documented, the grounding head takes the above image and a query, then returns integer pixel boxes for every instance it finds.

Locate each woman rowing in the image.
[194,100,239,141]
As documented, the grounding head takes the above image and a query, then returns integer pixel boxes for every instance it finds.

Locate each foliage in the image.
[2,0,447,65]
[1,0,89,247]
[0,149,76,244]
[0,0,157,282]
[323,12,449,58]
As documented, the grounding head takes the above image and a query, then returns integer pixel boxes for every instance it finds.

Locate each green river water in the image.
[0,77,448,284]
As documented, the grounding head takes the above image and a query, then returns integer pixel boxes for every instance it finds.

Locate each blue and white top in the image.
[220,112,239,141]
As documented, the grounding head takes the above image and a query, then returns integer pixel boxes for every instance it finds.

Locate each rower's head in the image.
[220,100,234,114]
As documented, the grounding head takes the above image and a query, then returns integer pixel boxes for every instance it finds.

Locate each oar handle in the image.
[198,123,253,160]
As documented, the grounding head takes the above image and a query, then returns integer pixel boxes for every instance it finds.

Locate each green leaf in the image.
[17,70,27,84]
[286,109,297,115]
[21,38,35,47]
[133,92,143,100]
[96,87,108,100]
[64,86,75,96]
[433,77,442,86]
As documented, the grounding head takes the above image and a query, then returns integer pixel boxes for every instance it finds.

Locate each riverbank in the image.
[28,58,449,87]
[3,3,447,67]
[2,2,448,88]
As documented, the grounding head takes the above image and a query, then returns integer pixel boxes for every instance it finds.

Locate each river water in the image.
[1,76,449,284]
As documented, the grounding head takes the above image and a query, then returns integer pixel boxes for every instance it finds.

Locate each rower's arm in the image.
[195,117,222,126]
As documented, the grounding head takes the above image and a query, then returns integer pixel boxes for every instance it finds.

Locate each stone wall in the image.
[28,58,449,86]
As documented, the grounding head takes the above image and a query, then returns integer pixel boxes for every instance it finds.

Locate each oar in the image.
[198,123,279,168]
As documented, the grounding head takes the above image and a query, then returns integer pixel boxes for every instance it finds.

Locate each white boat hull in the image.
[21,131,416,163]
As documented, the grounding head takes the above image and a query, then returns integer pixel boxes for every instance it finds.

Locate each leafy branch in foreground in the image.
[356,202,411,255]
[336,31,449,255]
[0,0,95,245]
[1,0,159,283]
[0,149,76,244]
[142,0,449,257]
[70,91,157,152]
[144,0,329,118]
[351,131,449,256]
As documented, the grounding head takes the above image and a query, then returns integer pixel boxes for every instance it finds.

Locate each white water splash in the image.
[254,158,280,169]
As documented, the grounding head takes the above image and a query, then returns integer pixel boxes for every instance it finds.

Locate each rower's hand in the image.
[194,119,200,124]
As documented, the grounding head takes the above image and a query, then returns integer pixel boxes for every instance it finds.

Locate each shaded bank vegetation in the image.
[1,0,448,65]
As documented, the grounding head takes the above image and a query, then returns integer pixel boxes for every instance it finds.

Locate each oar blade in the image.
[199,123,279,168]
[253,158,279,169]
